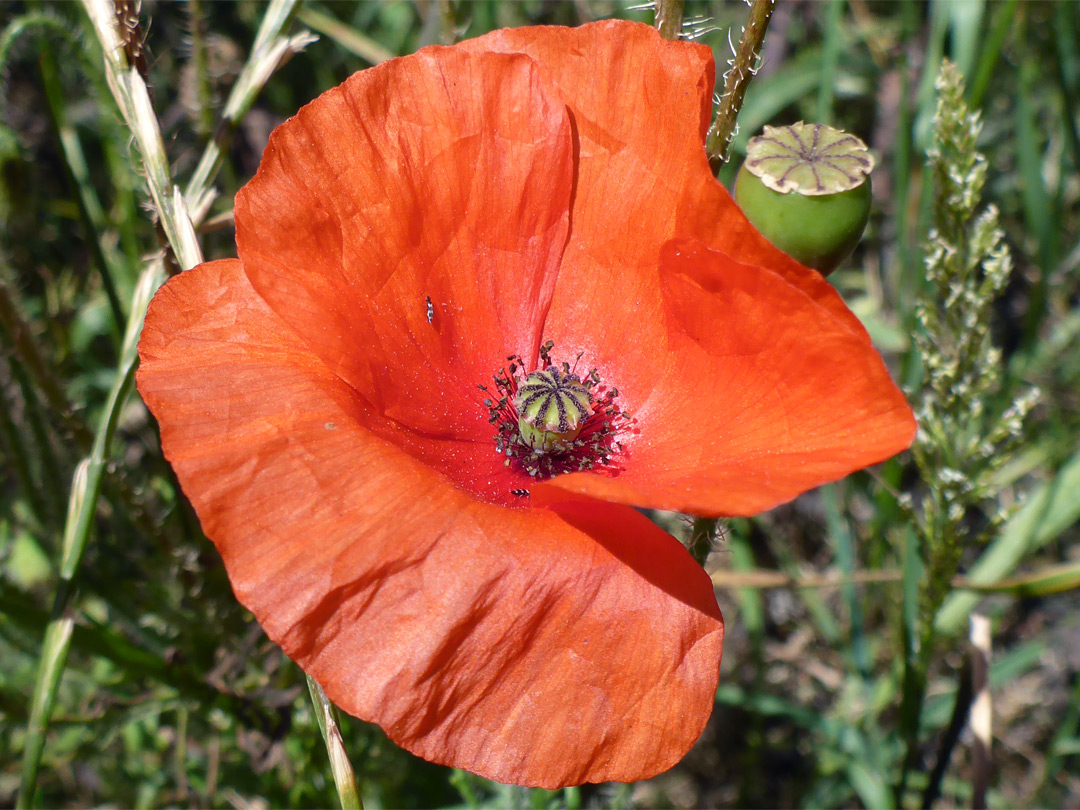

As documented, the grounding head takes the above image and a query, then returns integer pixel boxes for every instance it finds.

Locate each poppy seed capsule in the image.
[514,367,592,453]
[735,122,875,275]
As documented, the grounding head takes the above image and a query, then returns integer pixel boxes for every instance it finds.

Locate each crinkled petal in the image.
[136,259,724,788]
[540,239,916,515]
[461,19,867,379]
[235,46,573,439]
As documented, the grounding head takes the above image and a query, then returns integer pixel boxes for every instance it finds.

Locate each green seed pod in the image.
[734,122,875,275]
[514,368,592,454]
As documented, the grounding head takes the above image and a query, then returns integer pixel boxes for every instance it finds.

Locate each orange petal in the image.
[137,259,724,788]
[462,20,866,379]
[540,238,916,516]
[234,45,573,440]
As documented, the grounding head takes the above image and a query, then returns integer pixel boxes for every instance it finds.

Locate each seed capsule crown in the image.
[744,122,875,196]
[515,368,592,435]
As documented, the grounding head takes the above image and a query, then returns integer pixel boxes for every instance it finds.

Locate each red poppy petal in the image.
[137,259,723,788]
[234,46,573,439]
[461,19,865,373]
[539,238,916,516]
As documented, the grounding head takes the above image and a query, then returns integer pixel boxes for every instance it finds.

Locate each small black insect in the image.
[510,488,530,498]
[425,296,434,324]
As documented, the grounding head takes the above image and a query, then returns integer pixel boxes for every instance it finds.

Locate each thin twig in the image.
[705,0,776,172]
[922,654,974,809]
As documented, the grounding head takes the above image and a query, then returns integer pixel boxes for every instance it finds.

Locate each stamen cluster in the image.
[480,341,633,487]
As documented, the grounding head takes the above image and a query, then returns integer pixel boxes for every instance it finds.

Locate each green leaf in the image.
[936,449,1080,634]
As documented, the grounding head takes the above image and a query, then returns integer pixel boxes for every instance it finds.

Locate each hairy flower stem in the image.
[705,0,775,172]
[688,517,718,567]
[654,0,685,41]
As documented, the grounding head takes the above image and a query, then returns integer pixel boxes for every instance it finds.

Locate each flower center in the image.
[480,340,632,490]
[514,367,591,453]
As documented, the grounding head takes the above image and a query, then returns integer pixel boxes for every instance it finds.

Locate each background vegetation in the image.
[1,0,1078,807]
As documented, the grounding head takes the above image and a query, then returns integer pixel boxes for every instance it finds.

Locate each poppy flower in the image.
[136,19,915,789]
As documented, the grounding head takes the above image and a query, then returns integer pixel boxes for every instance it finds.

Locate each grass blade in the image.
[38,37,126,337]
[306,675,363,810]
[957,560,1080,598]
[944,0,985,79]
[1053,2,1080,178]
[185,0,319,224]
[967,0,1018,108]
[295,6,393,65]
[1016,54,1058,341]
[815,0,844,124]
[936,448,1080,633]
[16,579,77,809]
[822,485,868,674]
[80,0,203,270]
[15,261,164,808]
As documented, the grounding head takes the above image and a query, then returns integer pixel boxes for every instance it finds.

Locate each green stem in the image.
[896,525,923,805]
[438,0,457,45]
